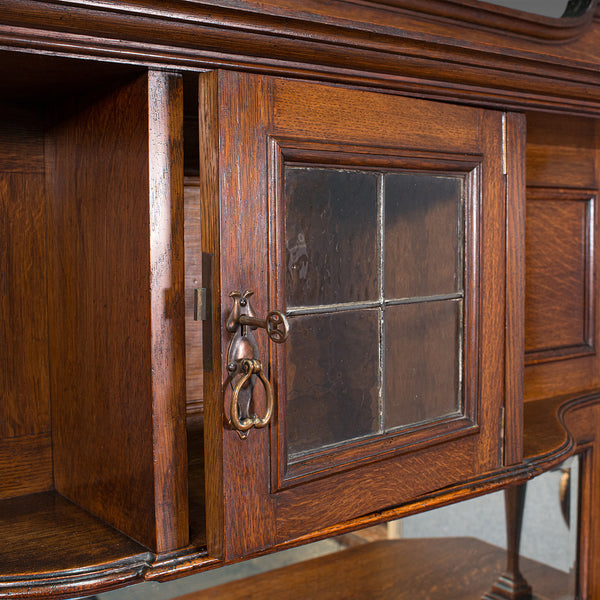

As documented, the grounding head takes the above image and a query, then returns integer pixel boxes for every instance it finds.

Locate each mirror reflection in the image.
[483,0,592,18]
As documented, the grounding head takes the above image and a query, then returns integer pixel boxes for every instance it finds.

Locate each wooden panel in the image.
[0,433,52,500]
[273,79,480,153]
[47,73,156,549]
[185,178,203,415]
[148,70,189,552]
[174,538,572,600]
[526,113,598,189]
[525,188,595,363]
[0,172,50,439]
[524,113,600,402]
[0,106,49,442]
[48,71,188,552]
[504,112,526,466]
[203,70,277,560]
[0,104,44,173]
[0,105,53,500]
[205,72,510,559]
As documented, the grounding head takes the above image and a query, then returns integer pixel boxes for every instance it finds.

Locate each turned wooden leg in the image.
[482,483,532,600]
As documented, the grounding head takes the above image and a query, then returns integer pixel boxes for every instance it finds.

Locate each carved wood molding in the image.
[0,555,151,600]
[2,1,600,114]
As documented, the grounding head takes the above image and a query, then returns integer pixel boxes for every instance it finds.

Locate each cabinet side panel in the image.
[48,75,157,549]
[199,70,224,559]
[148,70,189,552]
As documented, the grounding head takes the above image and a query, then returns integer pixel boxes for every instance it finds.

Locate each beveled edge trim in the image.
[0,554,152,600]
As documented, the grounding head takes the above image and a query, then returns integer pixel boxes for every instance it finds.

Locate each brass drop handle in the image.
[226,290,289,439]
[230,358,274,436]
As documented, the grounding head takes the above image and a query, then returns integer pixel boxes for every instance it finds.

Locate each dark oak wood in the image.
[47,70,188,553]
[0,434,52,501]
[0,104,52,499]
[525,187,595,363]
[173,538,572,600]
[4,0,600,118]
[505,112,526,467]
[3,1,600,598]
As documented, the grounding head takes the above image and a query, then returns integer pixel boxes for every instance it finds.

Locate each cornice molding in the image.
[2,1,600,113]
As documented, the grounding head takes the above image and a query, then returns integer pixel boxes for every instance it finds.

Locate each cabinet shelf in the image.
[176,537,572,600]
[0,492,150,598]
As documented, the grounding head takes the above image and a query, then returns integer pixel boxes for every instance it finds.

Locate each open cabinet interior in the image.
[0,56,206,585]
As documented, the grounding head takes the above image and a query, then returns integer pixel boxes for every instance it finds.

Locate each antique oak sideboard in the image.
[1,0,600,598]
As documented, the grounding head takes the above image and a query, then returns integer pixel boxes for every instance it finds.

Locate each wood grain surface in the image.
[0,104,52,498]
[524,113,600,402]
[174,537,572,600]
[47,71,188,552]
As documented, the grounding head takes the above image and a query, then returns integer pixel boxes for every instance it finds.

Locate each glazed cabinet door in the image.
[201,71,522,560]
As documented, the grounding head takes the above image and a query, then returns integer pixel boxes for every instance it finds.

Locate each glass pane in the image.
[384,300,461,429]
[285,309,380,456]
[285,168,379,307]
[384,173,462,299]
[283,166,465,459]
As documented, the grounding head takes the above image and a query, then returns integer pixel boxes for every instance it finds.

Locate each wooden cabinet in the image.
[1,2,600,599]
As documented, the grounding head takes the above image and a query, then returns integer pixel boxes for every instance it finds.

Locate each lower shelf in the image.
[0,492,151,598]
[173,537,573,600]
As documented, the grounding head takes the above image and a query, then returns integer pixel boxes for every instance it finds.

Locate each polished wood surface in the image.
[3,1,600,117]
[524,113,600,402]
[175,538,572,600]
[147,70,189,554]
[504,112,526,467]
[0,492,149,598]
[2,0,600,597]
[0,434,52,501]
[47,73,157,550]
[525,188,593,362]
[185,178,204,416]
[0,105,52,499]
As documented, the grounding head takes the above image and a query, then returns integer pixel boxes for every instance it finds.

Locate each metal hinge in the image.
[194,288,207,321]
[502,113,507,175]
